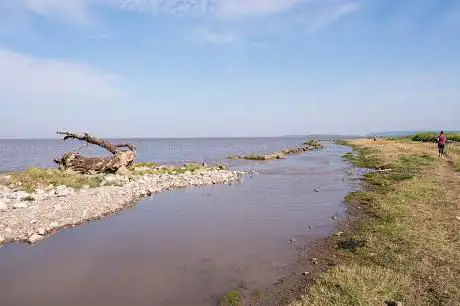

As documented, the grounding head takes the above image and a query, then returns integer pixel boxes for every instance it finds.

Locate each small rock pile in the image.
[0,168,243,245]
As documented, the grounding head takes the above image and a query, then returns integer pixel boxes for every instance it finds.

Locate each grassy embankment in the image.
[291,139,460,305]
[5,163,212,193]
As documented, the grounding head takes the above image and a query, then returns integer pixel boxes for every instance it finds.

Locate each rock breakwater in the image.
[229,140,325,160]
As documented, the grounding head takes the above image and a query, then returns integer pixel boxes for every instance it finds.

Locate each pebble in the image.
[311,258,319,265]
[289,238,296,243]
[56,187,73,197]
[28,233,44,244]
[38,228,46,235]
[13,202,28,209]
[0,201,8,211]
[314,188,320,192]
[332,216,337,220]
[0,235,5,244]
[302,272,310,276]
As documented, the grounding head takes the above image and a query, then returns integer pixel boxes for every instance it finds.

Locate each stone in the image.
[0,201,8,211]
[332,216,337,220]
[302,272,310,276]
[335,231,344,236]
[49,222,59,228]
[56,187,72,197]
[314,188,320,192]
[308,226,313,229]
[35,189,45,195]
[30,220,37,224]
[104,174,118,183]
[13,202,28,209]
[8,191,28,200]
[38,228,46,235]
[28,233,44,244]
[456,216,460,221]
[311,258,319,265]
[289,238,296,243]
[54,204,62,211]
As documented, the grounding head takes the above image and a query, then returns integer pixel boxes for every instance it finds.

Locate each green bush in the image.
[411,132,460,143]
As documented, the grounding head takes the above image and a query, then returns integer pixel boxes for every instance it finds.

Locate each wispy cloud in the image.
[214,0,307,18]
[5,0,330,20]
[295,1,361,33]
[194,27,237,44]
[107,0,308,17]
[0,48,125,103]
[9,0,91,24]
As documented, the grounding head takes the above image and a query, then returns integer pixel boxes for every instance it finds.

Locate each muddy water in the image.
[0,139,353,306]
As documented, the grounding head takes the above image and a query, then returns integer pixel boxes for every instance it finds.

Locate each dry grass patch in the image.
[10,168,103,193]
[291,265,416,306]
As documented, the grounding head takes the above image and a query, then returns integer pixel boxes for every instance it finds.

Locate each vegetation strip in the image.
[228,140,324,160]
[291,139,460,306]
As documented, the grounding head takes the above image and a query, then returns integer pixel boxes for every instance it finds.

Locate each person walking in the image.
[437,131,447,157]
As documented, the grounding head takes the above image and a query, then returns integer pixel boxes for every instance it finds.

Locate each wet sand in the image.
[0,142,353,306]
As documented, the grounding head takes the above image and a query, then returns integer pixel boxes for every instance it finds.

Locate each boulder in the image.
[28,233,44,244]
[8,191,29,200]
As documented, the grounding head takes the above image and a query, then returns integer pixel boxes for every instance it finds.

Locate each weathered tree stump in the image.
[53,131,136,174]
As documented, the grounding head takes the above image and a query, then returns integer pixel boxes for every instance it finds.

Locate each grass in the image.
[134,162,159,168]
[291,139,460,306]
[134,163,207,176]
[446,144,460,172]
[304,139,325,149]
[8,162,218,193]
[10,168,104,193]
[218,288,243,306]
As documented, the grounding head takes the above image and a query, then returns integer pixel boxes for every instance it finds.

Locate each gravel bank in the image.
[0,168,243,246]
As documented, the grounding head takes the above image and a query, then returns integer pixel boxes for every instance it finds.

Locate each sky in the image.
[0,0,459,138]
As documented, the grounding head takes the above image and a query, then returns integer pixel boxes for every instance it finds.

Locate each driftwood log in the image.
[53,131,136,174]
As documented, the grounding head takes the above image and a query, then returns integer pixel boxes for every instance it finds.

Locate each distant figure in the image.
[437,131,447,157]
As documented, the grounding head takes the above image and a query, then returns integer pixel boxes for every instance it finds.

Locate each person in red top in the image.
[437,131,447,157]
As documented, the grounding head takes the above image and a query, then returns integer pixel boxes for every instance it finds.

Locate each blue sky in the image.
[0,0,459,138]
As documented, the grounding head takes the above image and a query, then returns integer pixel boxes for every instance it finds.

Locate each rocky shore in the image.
[229,140,325,160]
[0,167,243,246]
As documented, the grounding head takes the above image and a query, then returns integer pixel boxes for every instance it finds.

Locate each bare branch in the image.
[56,131,118,154]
